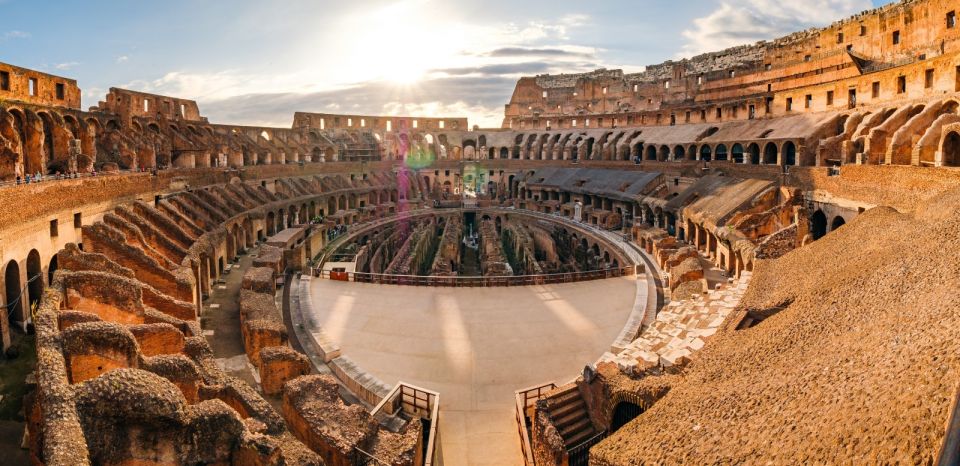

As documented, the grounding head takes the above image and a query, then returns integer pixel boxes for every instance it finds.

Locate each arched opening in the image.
[27,250,42,312]
[731,144,745,163]
[943,131,960,166]
[831,216,846,231]
[714,144,728,161]
[811,210,827,240]
[266,212,276,236]
[4,260,21,325]
[782,141,797,166]
[763,142,778,164]
[499,147,509,159]
[699,145,712,161]
[748,143,761,164]
[658,145,670,161]
[48,254,58,284]
[672,145,685,160]
[611,401,643,433]
[645,145,657,161]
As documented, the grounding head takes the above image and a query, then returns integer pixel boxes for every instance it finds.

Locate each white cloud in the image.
[3,30,30,39]
[55,61,79,71]
[116,55,129,63]
[110,9,601,130]
[680,0,872,56]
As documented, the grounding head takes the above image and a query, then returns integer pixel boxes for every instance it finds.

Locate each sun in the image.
[339,0,461,86]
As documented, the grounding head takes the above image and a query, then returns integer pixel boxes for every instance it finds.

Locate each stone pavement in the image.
[598,271,751,373]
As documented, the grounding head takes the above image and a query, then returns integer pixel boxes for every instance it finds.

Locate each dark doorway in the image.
[611,401,643,433]
[811,210,828,240]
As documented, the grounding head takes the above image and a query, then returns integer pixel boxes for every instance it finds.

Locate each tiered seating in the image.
[598,271,751,373]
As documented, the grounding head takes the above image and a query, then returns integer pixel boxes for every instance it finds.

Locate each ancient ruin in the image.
[3,0,960,464]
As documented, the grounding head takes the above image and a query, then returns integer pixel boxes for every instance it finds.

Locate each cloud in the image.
[501,14,590,43]
[435,62,555,77]
[199,75,517,129]
[680,0,872,56]
[485,47,595,59]
[116,55,129,63]
[3,30,30,39]
[55,61,79,71]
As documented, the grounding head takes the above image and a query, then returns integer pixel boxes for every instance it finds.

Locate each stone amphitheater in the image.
[3,0,960,464]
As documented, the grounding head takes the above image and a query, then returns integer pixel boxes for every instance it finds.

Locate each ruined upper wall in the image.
[503,0,960,129]
[293,111,468,132]
[94,88,206,125]
[0,61,81,109]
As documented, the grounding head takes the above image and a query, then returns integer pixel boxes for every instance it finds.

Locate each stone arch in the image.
[658,145,670,161]
[4,260,21,327]
[715,144,728,161]
[782,141,797,166]
[942,131,960,166]
[611,400,644,433]
[831,215,846,231]
[48,254,58,285]
[811,209,827,240]
[731,143,745,163]
[27,249,43,312]
[645,145,657,161]
[763,142,778,164]
[699,145,712,161]
[748,143,761,164]
[672,145,685,161]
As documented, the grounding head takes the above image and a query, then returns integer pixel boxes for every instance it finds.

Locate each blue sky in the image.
[0,0,889,128]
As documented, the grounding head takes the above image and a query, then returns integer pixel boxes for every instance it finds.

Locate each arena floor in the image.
[306,276,638,466]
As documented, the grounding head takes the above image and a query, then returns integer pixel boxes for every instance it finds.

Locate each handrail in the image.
[368,381,442,466]
[319,266,635,287]
[515,382,559,466]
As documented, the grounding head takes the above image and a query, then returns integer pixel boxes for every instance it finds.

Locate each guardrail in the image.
[515,382,559,466]
[566,430,607,466]
[318,266,635,287]
[366,382,442,466]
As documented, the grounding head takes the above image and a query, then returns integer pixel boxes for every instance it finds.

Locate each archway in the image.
[811,210,827,240]
[27,250,42,312]
[782,141,797,166]
[4,260,21,325]
[645,145,657,161]
[731,144,745,163]
[611,401,643,433]
[831,216,846,231]
[699,145,712,161]
[673,145,685,160]
[943,131,960,166]
[748,143,761,164]
[48,254,58,284]
[763,142,778,164]
[715,144,728,161]
[658,146,670,161]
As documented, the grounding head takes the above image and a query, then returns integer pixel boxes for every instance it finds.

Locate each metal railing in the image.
[566,430,607,466]
[515,382,558,466]
[366,382,442,466]
[319,266,635,287]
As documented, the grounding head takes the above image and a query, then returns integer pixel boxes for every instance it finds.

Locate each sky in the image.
[0,0,889,128]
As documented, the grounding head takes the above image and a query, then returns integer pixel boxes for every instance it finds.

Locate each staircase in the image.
[545,384,597,450]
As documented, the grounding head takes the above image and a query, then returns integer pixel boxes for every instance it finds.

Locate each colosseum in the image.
[2,0,960,464]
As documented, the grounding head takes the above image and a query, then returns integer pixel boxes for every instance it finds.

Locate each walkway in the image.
[305,277,638,466]
[201,247,261,391]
